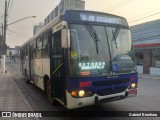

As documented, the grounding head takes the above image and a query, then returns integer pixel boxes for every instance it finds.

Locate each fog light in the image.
[131,83,136,88]
[79,90,85,97]
[85,91,94,97]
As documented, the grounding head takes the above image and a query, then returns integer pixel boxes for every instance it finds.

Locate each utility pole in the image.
[1,24,4,57]
[2,24,4,41]
[2,0,7,73]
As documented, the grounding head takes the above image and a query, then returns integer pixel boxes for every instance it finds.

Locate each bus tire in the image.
[44,75,49,94]
[25,71,30,84]
[47,80,55,104]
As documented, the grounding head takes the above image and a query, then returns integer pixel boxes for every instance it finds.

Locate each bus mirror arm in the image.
[61,29,70,48]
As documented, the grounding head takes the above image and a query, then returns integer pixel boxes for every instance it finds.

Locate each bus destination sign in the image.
[67,10,128,26]
[80,13,120,24]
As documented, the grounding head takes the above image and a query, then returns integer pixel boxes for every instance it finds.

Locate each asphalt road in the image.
[6,60,160,120]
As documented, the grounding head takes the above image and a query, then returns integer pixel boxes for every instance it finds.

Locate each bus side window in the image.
[24,45,28,59]
[35,37,42,59]
[30,42,34,60]
[42,33,49,58]
[31,40,36,59]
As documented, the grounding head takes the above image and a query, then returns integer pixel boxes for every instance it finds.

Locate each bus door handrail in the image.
[52,63,63,75]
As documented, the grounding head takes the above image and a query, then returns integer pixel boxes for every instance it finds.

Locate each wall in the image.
[150,67,160,75]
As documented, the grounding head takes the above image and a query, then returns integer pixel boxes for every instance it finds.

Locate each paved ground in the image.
[139,73,160,79]
[0,71,31,111]
[0,67,39,120]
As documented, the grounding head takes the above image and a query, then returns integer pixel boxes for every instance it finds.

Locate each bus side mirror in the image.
[61,29,70,48]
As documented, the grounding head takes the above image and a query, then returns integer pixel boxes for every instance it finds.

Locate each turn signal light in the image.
[71,91,77,97]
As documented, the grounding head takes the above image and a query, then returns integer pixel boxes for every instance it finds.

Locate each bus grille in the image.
[92,78,129,86]
[97,86,127,96]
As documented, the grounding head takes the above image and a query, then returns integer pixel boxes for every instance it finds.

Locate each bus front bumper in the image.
[66,88,137,109]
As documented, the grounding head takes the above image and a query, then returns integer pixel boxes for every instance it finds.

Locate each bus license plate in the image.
[128,89,137,95]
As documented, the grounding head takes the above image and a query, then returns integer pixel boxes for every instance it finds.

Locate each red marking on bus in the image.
[80,71,91,76]
[130,76,136,81]
[79,81,91,88]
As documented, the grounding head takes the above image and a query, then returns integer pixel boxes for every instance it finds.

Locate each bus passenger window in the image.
[36,38,42,58]
[42,34,49,58]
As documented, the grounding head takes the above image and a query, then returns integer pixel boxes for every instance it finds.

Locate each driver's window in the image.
[52,31,62,57]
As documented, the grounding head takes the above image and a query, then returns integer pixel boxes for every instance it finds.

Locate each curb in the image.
[139,76,160,80]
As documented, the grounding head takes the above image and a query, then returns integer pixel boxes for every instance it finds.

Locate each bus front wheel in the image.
[47,80,55,104]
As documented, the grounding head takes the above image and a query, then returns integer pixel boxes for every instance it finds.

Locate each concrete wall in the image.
[150,67,160,75]
[137,66,143,74]
[137,66,160,75]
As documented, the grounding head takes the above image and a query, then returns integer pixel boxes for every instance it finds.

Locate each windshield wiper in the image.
[112,26,120,49]
[85,22,100,54]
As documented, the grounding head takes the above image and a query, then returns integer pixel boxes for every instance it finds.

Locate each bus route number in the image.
[79,81,91,88]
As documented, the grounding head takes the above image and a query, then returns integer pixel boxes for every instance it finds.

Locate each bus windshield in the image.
[69,24,134,76]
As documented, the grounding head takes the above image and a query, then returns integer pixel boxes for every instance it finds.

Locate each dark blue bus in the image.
[20,10,138,109]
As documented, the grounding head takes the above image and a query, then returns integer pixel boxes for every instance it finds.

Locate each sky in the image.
[0,0,160,48]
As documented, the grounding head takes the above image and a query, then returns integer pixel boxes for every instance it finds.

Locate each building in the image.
[131,19,160,75]
[33,22,44,35]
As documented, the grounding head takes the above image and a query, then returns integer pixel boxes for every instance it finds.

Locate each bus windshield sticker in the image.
[71,51,78,59]
[112,64,119,71]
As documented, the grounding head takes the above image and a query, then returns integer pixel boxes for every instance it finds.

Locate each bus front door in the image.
[51,30,65,102]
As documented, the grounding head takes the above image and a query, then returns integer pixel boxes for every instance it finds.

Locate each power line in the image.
[0,1,5,16]
[105,0,121,9]
[106,0,129,11]
[0,15,4,23]
[0,22,4,24]
[106,0,135,12]
[0,14,4,18]
[11,26,33,30]
[105,0,160,26]
[7,0,11,11]
[128,7,160,21]
[129,11,160,23]
[7,29,31,38]
[7,0,13,21]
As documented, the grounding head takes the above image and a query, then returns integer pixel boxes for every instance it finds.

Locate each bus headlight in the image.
[131,83,136,88]
[79,90,85,97]
[71,90,94,98]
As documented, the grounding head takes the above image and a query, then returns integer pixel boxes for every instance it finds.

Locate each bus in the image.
[20,10,138,109]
